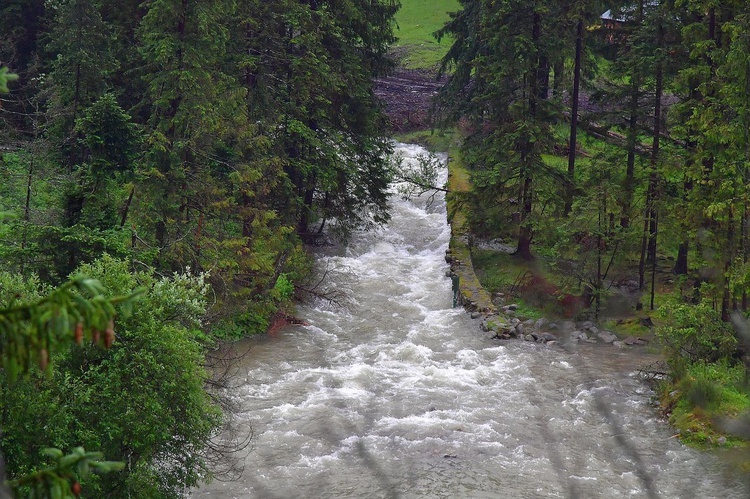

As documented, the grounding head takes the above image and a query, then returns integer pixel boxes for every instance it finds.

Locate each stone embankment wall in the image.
[444,155,496,315]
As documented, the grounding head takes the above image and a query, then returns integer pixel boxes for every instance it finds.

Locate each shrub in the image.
[656,298,738,376]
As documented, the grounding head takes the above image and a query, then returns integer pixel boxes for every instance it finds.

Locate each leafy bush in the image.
[656,298,738,376]
[1,255,223,498]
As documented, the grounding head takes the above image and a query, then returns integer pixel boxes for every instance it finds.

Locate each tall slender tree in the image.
[436,0,560,259]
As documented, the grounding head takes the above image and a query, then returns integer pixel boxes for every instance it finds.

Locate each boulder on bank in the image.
[524,331,558,343]
[597,331,618,344]
[482,316,520,338]
[624,336,649,346]
[570,330,588,342]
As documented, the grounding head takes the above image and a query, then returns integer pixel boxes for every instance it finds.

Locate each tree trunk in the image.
[553,60,564,97]
[621,0,645,229]
[119,186,135,227]
[638,212,648,290]
[650,210,659,310]
[621,82,639,229]
[20,154,34,274]
[744,201,748,310]
[565,19,583,216]
[645,18,664,304]
[675,242,689,275]
[722,206,735,321]
[596,204,603,319]
[517,173,534,261]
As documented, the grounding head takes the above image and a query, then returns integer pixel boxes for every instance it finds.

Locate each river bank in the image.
[195,143,749,497]
[391,129,750,461]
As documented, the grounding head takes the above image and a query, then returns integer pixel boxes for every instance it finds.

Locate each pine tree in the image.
[137,0,240,268]
[436,0,561,259]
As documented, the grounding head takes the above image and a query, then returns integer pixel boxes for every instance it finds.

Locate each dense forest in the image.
[0,0,399,496]
[433,0,750,448]
[3,0,750,496]
[436,0,750,319]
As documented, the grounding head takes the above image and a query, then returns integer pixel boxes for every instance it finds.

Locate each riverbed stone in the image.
[534,318,549,331]
[581,321,595,330]
[481,316,510,333]
[570,330,588,342]
[531,332,558,343]
[623,336,648,346]
[524,334,534,342]
[597,331,618,344]
[516,323,525,336]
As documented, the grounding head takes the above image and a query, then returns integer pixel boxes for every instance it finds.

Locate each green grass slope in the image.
[393,0,460,70]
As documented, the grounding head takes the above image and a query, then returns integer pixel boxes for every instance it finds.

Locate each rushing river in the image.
[196,144,749,498]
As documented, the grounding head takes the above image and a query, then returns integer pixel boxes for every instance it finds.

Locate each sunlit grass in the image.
[394,0,460,69]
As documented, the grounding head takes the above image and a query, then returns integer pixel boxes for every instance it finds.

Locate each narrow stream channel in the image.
[196,144,749,498]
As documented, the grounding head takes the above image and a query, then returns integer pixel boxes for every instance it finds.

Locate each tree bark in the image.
[621,0,645,229]
[645,17,664,305]
[565,19,583,216]
[119,186,135,228]
[722,207,735,322]
[517,173,534,260]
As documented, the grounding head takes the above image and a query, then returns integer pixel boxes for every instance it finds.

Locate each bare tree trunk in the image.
[744,201,748,311]
[650,210,659,310]
[639,214,648,290]
[20,154,34,274]
[514,12,543,261]
[645,17,664,307]
[517,173,534,260]
[596,203,603,319]
[565,19,583,216]
[119,186,135,227]
[553,61,564,97]
[722,207,735,321]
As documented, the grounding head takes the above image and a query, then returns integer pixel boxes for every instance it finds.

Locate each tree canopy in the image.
[1,0,401,496]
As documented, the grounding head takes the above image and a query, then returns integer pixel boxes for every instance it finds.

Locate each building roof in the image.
[601,2,659,23]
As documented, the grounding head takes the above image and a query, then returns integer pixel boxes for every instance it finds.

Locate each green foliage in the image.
[656,295,738,376]
[0,273,142,382]
[0,66,18,93]
[1,255,223,498]
[75,94,139,180]
[8,447,124,499]
[272,273,295,302]
[0,223,132,283]
[393,151,445,199]
[664,361,750,446]
[0,268,140,497]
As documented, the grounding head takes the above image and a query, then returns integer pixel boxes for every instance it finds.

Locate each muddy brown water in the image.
[194,144,749,498]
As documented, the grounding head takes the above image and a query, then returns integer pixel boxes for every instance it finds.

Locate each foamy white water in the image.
[195,144,749,498]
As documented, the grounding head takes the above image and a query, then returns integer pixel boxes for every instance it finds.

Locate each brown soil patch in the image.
[374,68,446,132]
